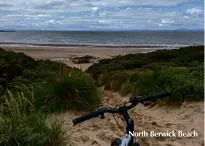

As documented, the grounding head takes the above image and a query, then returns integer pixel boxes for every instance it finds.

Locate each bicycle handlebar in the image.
[73,108,119,125]
[137,91,172,102]
[72,91,172,125]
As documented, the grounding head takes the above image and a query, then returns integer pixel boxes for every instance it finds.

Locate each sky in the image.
[0,0,204,30]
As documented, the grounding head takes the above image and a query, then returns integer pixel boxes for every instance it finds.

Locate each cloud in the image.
[186,8,203,15]
[0,3,12,7]
[98,20,111,25]
[90,0,199,7]
[92,7,100,13]
[161,19,175,24]
[0,0,204,30]
[183,16,190,19]
[34,1,66,9]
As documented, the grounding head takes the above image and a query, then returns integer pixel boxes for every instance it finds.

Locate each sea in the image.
[0,31,203,48]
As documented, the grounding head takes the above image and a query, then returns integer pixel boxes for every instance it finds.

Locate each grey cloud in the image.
[0,3,12,7]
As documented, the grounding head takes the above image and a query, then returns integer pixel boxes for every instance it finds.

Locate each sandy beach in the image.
[1,45,158,70]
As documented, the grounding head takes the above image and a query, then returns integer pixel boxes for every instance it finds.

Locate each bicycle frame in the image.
[114,106,135,146]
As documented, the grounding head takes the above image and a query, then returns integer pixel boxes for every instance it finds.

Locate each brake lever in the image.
[129,96,137,103]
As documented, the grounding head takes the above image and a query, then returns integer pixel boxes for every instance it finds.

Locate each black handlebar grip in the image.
[72,111,100,125]
[138,91,172,102]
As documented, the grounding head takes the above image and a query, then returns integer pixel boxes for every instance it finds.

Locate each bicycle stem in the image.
[119,106,134,145]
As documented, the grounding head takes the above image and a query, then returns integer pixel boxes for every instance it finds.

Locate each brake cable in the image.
[100,99,134,133]
[99,105,125,132]
[112,102,129,133]
[112,113,126,133]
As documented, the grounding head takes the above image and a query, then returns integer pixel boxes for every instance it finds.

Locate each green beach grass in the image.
[87,46,204,105]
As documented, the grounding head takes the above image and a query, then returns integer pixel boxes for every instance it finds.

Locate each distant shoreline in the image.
[0,30,15,32]
[0,30,204,32]
[0,42,189,49]
[1,44,161,70]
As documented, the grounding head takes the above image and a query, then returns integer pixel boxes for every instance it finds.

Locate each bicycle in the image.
[72,91,172,146]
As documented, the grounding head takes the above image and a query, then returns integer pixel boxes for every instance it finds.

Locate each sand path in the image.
[54,90,204,146]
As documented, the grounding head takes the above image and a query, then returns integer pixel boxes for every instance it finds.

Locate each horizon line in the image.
[0,29,204,32]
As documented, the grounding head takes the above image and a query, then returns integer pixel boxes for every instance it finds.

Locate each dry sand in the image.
[2,45,204,146]
[53,90,204,146]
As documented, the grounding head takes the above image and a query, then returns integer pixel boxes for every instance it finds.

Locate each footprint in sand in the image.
[73,135,90,143]
[90,123,102,131]
[90,140,101,146]
[144,116,154,121]
[97,131,116,143]
[78,126,90,131]
[178,113,192,120]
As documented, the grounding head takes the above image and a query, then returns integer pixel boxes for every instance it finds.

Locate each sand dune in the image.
[2,45,203,146]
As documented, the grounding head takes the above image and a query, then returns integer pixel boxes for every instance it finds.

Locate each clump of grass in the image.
[30,70,100,112]
[120,81,132,96]
[9,70,100,112]
[44,120,69,146]
[52,70,100,111]
[0,90,68,146]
